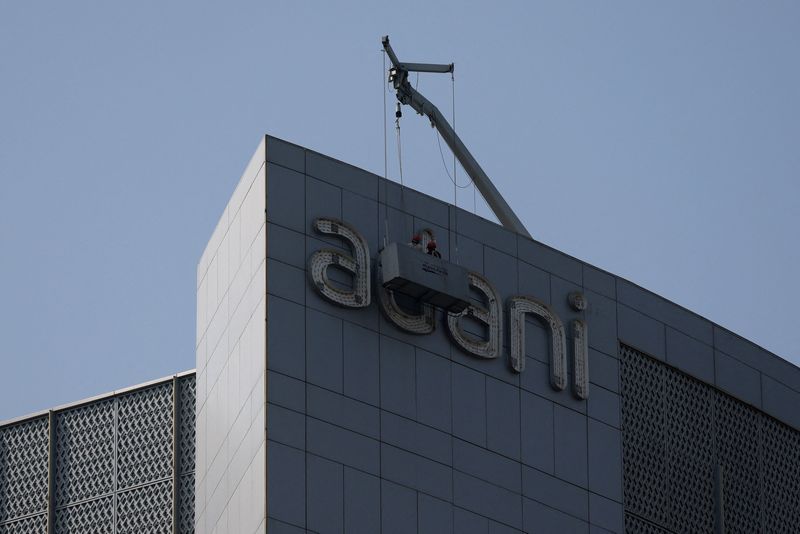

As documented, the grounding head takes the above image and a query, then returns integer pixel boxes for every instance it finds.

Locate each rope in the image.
[396,116,404,188]
[382,49,389,248]
[382,50,388,183]
[452,71,457,210]
[395,108,409,241]
[436,130,471,188]
[451,69,459,263]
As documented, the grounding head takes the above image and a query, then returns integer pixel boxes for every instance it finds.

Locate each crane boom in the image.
[381,36,531,239]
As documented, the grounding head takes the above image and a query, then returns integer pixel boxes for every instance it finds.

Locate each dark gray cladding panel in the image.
[263,134,800,533]
[267,441,306,528]
[344,468,381,534]
[266,136,304,173]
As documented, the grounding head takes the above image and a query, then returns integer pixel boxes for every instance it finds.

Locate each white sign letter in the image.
[447,272,502,359]
[308,218,371,308]
[508,295,589,399]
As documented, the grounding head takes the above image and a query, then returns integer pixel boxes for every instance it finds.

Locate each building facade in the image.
[3,135,799,533]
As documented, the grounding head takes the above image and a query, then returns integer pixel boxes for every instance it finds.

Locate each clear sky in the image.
[1,1,798,420]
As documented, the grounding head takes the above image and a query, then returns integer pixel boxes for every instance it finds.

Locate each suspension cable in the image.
[382,50,388,183]
[452,71,457,211]
[382,49,389,248]
[396,110,404,188]
[436,130,471,188]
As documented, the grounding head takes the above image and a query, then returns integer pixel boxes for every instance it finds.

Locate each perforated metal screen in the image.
[0,374,195,534]
[620,345,800,533]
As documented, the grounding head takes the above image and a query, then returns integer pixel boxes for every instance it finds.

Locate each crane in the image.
[381,36,532,239]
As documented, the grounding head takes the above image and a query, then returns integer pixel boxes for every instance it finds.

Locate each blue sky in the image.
[1,1,798,420]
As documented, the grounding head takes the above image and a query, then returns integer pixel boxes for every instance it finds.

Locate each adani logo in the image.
[307,217,589,400]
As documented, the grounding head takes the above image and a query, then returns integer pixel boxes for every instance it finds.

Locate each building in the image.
[2,135,799,533]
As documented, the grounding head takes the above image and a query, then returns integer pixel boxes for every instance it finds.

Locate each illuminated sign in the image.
[308,217,589,399]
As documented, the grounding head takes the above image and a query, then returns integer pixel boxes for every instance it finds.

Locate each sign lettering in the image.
[309,217,589,399]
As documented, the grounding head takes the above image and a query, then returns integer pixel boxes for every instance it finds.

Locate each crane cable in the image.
[383,50,388,184]
[451,69,459,263]
[435,74,477,206]
[382,49,389,248]
[396,109,404,189]
[395,100,410,241]
[452,70,457,213]
[435,131,471,189]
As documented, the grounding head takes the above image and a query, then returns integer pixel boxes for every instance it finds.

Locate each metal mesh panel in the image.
[664,372,714,533]
[178,474,195,534]
[623,513,672,534]
[178,376,196,476]
[620,346,669,527]
[621,344,800,534]
[55,496,114,534]
[117,383,173,490]
[0,514,46,534]
[0,418,49,523]
[55,400,115,506]
[762,416,800,533]
[1,374,196,533]
[177,375,196,534]
[116,479,172,534]
[715,394,762,534]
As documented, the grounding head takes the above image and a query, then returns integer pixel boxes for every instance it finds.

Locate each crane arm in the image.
[381,35,531,239]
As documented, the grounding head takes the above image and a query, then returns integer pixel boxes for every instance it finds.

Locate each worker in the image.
[427,239,442,258]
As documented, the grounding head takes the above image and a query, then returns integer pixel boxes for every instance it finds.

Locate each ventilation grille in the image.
[0,374,195,534]
[620,344,800,533]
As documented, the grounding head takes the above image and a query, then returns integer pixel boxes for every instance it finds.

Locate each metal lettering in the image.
[308,218,371,308]
[447,272,502,359]
[508,295,591,398]
[572,319,589,399]
[378,287,436,334]
[307,216,591,398]
[508,296,567,390]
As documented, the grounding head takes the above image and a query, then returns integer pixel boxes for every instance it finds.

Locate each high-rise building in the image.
[2,135,798,533]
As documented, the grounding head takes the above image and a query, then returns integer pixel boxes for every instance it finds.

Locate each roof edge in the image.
[0,369,196,429]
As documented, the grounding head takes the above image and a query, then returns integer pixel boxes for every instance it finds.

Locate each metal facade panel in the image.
[116,480,172,534]
[177,376,196,479]
[0,514,47,534]
[195,138,267,534]
[54,400,116,507]
[762,417,800,531]
[116,384,173,491]
[54,496,114,534]
[0,374,195,534]
[0,418,49,523]
[621,344,800,533]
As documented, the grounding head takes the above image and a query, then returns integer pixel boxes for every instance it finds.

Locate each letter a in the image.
[447,272,502,359]
[308,218,371,308]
